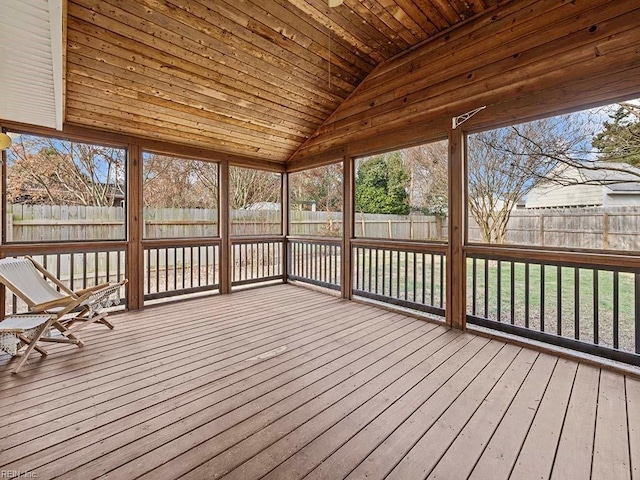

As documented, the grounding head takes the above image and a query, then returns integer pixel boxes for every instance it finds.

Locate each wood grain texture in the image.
[292,0,640,167]
[62,0,496,164]
[1,285,635,479]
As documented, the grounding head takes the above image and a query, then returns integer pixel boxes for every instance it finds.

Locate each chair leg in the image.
[12,321,51,374]
[51,320,84,347]
[16,334,48,356]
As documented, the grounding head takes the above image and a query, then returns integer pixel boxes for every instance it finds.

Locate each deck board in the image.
[0,284,637,480]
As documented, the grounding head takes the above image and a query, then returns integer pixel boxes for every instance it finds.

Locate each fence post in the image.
[360,215,366,237]
[603,213,609,249]
[540,215,545,246]
[388,220,393,239]
[436,215,443,240]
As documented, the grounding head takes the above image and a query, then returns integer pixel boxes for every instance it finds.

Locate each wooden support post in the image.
[282,172,289,283]
[446,128,466,330]
[603,213,609,249]
[127,143,144,310]
[342,155,354,300]
[219,159,231,294]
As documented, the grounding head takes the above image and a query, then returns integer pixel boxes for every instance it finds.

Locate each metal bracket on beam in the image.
[452,105,487,129]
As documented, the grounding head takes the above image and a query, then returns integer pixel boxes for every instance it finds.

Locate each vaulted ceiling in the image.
[64,0,498,164]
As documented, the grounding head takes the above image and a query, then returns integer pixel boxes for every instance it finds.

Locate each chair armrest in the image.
[31,295,79,312]
[74,283,111,295]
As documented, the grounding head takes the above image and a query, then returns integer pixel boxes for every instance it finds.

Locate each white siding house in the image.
[525,162,640,208]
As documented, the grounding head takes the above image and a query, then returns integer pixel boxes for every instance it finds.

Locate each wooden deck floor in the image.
[1,284,639,480]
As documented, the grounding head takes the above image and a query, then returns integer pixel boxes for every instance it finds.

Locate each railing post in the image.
[127,143,144,310]
[342,155,354,300]
[282,172,289,283]
[446,128,467,330]
[219,159,231,294]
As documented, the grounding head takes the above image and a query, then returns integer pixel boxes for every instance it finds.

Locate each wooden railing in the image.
[1,242,128,315]
[230,236,284,287]
[287,236,341,291]
[352,239,447,318]
[143,239,220,301]
[466,245,640,366]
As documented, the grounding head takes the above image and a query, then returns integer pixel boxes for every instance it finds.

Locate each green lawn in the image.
[468,259,637,353]
[352,250,637,354]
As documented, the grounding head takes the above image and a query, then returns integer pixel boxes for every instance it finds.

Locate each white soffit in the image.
[0,0,64,130]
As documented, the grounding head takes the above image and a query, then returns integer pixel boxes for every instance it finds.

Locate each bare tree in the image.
[467,115,593,243]
[143,154,218,209]
[229,166,280,210]
[7,135,125,206]
[402,141,448,215]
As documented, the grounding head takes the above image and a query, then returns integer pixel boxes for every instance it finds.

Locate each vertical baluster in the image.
[146,249,151,294]
[70,253,75,292]
[396,250,400,299]
[635,272,640,354]
[355,247,360,290]
[375,249,380,295]
[156,248,160,291]
[557,266,562,336]
[95,251,99,286]
[381,249,386,296]
[198,246,202,286]
[206,244,210,286]
[431,254,436,307]
[497,260,502,322]
[412,252,417,303]
[367,248,372,292]
[524,263,530,328]
[472,257,477,315]
[510,261,515,325]
[484,258,489,319]
[166,248,170,291]
[439,254,444,309]
[613,271,619,349]
[540,264,545,332]
[403,251,408,300]
[82,252,87,290]
[56,254,62,288]
[173,248,178,291]
[421,253,426,305]
[182,247,186,288]
[593,269,599,344]
[574,267,580,340]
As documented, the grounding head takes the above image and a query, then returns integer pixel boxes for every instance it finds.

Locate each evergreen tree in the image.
[355,152,410,215]
[592,105,640,166]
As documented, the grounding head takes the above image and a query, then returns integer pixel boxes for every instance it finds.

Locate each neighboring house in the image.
[243,201,281,211]
[525,162,640,208]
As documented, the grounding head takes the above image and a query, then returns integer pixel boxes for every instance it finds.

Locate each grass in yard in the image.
[468,259,637,353]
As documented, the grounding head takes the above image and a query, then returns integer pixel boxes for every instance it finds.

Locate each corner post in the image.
[127,143,144,310]
[446,128,467,330]
[342,155,354,300]
[219,159,231,294]
[282,172,289,283]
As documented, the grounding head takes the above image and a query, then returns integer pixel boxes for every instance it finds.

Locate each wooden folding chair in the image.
[0,314,83,373]
[0,256,127,334]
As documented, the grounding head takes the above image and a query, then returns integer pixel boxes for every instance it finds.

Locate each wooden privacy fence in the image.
[468,207,640,250]
[8,203,640,249]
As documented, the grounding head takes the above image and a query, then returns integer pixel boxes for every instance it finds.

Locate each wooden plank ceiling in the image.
[65,0,497,164]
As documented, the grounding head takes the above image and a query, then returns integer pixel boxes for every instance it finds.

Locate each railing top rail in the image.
[287,235,342,245]
[1,241,128,256]
[142,237,222,248]
[466,244,640,271]
[230,235,285,244]
[352,238,448,254]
